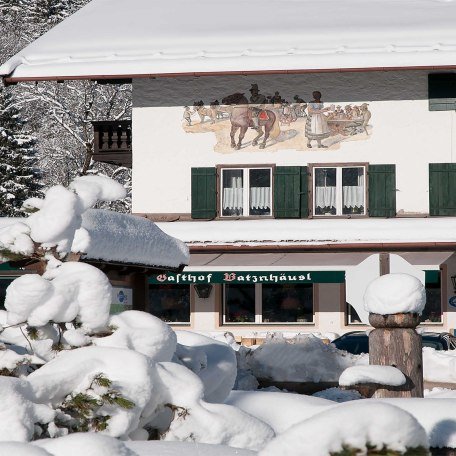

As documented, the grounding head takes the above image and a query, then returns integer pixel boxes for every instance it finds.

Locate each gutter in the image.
[188,242,456,254]
[3,64,456,84]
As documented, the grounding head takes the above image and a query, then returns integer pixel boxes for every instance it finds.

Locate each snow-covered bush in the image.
[260,401,429,456]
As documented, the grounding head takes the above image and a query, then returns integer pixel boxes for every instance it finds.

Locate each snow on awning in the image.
[156,218,456,248]
[2,0,456,80]
[0,210,189,270]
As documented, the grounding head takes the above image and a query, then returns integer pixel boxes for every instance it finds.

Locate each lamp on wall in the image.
[451,275,456,293]
[194,284,213,299]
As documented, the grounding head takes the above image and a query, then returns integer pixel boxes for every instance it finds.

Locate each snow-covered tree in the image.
[0,0,133,213]
[0,85,42,216]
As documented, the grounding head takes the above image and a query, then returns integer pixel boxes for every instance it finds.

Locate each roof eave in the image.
[4,64,456,84]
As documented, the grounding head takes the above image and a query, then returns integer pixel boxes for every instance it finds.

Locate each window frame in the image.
[222,282,315,325]
[309,162,369,218]
[217,164,275,219]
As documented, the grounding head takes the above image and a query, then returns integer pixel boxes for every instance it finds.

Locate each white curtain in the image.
[223,176,243,211]
[343,173,365,207]
[250,187,271,209]
[315,187,336,209]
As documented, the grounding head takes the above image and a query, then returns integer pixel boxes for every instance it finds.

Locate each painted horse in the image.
[221,93,280,149]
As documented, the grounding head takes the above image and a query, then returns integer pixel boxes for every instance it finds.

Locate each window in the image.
[429,73,456,111]
[148,284,190,323]
[223,283,314,324]
[221,167,272,217]
[313,166,366,216]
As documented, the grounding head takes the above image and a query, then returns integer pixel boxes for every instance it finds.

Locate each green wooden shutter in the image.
[274,166,308,218]
[368,165,396,217]
[191,167,216,219]
[429,163,456,216]
[429,73,456,111]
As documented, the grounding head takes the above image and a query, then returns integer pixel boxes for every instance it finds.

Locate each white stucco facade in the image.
[132,70,456,216]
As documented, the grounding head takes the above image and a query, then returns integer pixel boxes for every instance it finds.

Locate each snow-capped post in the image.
[364,273,425,398]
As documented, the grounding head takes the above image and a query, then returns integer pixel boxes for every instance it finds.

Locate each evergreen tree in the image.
[0,85,42,216]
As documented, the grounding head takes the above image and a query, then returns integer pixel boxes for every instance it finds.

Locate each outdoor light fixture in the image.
[194,284,213,299]
[451,275,456,293]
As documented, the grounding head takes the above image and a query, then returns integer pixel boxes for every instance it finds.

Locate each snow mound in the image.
[0,442,52,456]
[27,346,157,439]
[0,377,54,442]
[5,262,111,331]
[34,433,137,456]
[69,175,126,211]
[364,273,425,315]
[94,311,177,362]
[126,441,256,455]
[339,365,406,387]
[260,401,428,456]
[422,347,456,383]
[248,335,365,382]
[226,390,335,434]
[154,362,274,451]
[377,398,456,448]
[175,331,237,403]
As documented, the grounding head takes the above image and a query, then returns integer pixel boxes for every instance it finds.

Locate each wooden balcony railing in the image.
[92,120,132,167]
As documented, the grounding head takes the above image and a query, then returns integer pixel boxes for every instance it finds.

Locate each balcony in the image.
[92,120,132,167]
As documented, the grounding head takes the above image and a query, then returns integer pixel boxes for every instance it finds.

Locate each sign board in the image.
[111,286,133,315]
[149,271,345,285]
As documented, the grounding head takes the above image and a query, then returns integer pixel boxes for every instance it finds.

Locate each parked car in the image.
[331,331,456,355]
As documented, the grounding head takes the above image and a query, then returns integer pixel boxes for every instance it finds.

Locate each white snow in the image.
[377,398,456,449]
[247,335,366,382]
[34,433,137,456]
[5,262,111,331]
[422,347,456,383]
[2,0,456,78]
[126,441,256,456]
[0,377,54,442]
[175,331,237,403]
[0,443,52,456]
[153,361,274,451]
[0,182,189,270]
[259,401,428,456]
[225,390,334,434]
[80,209,188,269]
[27,346,157,439]
[364,273,426,315]
[157,218,456,247]
[339,365,406,387]
[94,311,177,362]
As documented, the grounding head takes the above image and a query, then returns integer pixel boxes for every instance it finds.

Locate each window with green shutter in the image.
[274,166,308,218]
[429,163,456,216]
[191,167,217,219]
[368,165,396,217]
[429,73,456,111]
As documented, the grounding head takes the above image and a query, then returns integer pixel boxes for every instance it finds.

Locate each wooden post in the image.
[369,313,423,398]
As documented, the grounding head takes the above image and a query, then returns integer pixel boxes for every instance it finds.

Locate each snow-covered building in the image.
[3,0,456,336]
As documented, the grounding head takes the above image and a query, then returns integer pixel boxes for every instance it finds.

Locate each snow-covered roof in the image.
[2,0,456,80]
[156,218,456,248]
[0,210,189,270]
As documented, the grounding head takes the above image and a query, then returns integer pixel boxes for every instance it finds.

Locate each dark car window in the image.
[333,335,369,355]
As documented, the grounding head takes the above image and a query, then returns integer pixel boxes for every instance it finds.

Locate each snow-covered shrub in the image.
[175,331,237,403]
[260,401,429,456]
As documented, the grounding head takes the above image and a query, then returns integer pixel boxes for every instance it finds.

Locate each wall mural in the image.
[182,85,372,153]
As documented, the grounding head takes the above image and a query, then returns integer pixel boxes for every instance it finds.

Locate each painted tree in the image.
[0,85,42,216]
